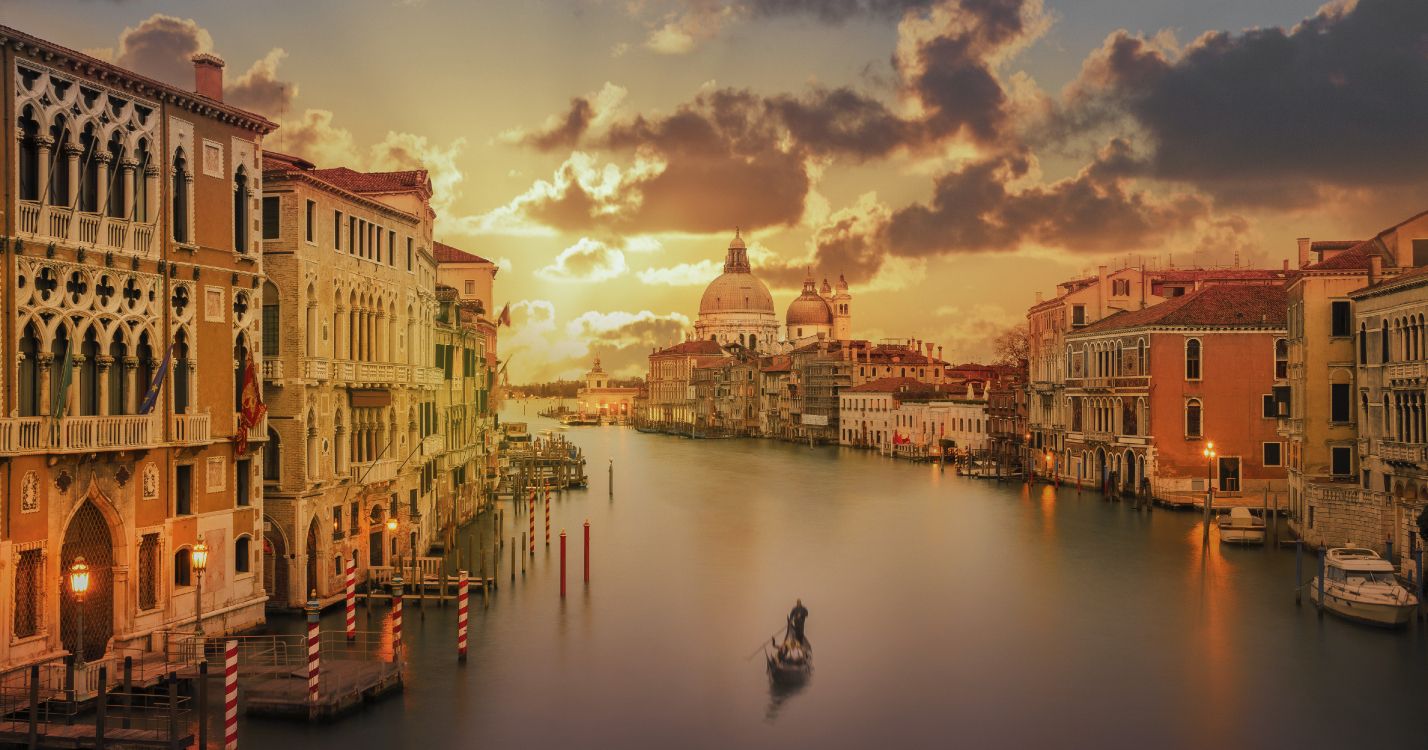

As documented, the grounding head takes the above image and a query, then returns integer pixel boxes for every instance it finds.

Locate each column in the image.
[96,356,114,416]
[37,354,53,417]
[64,142,81,216]
[376,313,387,363]
[94,153,112,218]
[120,158,137,221]
[35,135,54,207]
[143,165,160,224]
[123,357,139,415]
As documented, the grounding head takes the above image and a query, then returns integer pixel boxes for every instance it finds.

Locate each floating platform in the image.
[243,660,403,721]
[0,720,192,749]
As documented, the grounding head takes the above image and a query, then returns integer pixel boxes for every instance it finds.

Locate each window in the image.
[138,534,159,610]
[464,280,476,295]
[234,166,252,252]
[1330,382,1351,423]
[1218,457,1241,492]
[261,196,281,239]
[305,200,316,242]
[333,211,343,249]
[1185,398,1203,438]
[262,292,279,356]
[1072,305,1086,326]
[350,501,360,535]
[13,548,43,639]
[1263,442,1283,467]
[1331,446,1352,477]
[236,459,250,506]
[1381,318,1389,362]
[176,464,193,515]
[1358,323,1367,365]
[388,230,396,264]
[1112,279,1130,296]
[334,555,344,577]
[349,217,357,253]
[406,238,414,271]
[174,548,192,587]
[235,536,251,573]
[1185,339,1202,380]
[1274,339,1288,379]
[333,506,344,539]
[1330,301,1351,337]
[264,428,281,481]
[172,148,190,243]
[1262,395,1278,419]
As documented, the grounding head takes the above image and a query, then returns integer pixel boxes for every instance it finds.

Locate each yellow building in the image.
[577,357,638,422]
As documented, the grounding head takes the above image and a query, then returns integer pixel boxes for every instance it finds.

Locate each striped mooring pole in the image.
[391,574,404,658]
[224,640,239,750]
[305,594,320,704]
[529,499,535,556]
[344,558,356,641]
[583,519,590,583]
[457,570,469,663]
[545,483,551,547]
[559,530,567,598]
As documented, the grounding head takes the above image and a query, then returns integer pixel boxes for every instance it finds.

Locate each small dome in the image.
[820,278,832,296]
[835,273,849,292]
[786,274,833,326]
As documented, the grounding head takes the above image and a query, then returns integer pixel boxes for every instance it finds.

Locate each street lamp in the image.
[386,517,400,574]
[192,537,208,635]
[68,557,90,670]
[1202,442,1217,548]
[1024,431,1033,484]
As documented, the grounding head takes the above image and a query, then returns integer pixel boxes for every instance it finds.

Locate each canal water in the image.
[241,405,1427,749]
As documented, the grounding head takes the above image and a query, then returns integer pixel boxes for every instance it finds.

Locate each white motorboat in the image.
[1217,507,1266,544]
[1309,548,1419,627]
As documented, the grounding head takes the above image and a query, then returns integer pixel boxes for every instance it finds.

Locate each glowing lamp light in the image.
[386,518,399,533]
[69,556,91,599]
[192,538,209,573]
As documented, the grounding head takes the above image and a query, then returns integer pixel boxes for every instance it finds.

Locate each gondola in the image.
[765,631,812,685]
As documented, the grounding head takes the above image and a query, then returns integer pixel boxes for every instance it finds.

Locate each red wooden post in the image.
[583,519,590,583]
[457,570,469,663]
[391,575,404,660]
[559,530,567,597]
[529,495,535,556]
[305,595,320,704]
[344,557,356,641]
[224,640,239,750]
[545,483,551,546]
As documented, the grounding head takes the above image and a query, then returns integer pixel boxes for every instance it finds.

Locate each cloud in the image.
[629,0,944,55]
[637,259,723,286]
[224,48,297,118]
[536,238,629,282]
[508,82,628,151]
[503,300,690,381]
[113,14,213,86]
[644,2,740,54]
[1050,0,1428,207]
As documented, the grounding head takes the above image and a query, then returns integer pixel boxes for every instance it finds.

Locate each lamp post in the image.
[1202,442,1216,549]
[1024,432,1032,484]
[386,517,399,575]
[192,537,209,635]
[68,557,90,670]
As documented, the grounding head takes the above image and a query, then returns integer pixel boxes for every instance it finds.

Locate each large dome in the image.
[700,273,775,314]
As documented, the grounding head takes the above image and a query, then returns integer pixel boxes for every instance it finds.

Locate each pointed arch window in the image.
[78,124,100,212]
[105,132,126,218]
[18,106,41,201]
[233,165,251,253]
[47,115,70,206]
[172,148,190,243]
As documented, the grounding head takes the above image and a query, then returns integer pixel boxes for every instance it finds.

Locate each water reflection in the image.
[765,678,808,723]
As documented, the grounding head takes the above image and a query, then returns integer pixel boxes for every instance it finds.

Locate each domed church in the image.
[694,229,780,351]
[786,270,852,344]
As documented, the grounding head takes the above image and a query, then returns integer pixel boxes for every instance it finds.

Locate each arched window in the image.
[749,334,757,350]
[1381,318,1390,363]
[1359,323,1367,365]
[1274,338,1288,380]
[172,148,190,243]
[47,114,69,206]
[173,329,191,414]
[235,536,252,574]
[1137,338,1147,376]
[233,165,251,253]
[108,337,129,415]
[105,131,126,218]
[18,323,41,417]
[1184,339,1202,380]
[262,281,280,356]
[17,106,41,201]
[78,328,101,416]
[234,333,249,412]
[132,138,150,221]
[79,124,99,212]
[174,548,192,587]
[1185,398,1203,438]
[265,427,281,481]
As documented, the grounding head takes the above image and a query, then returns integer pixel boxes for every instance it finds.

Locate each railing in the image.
[171,412,211,444]
[423,433,444,454]
[262,358,285,380]
[77,212,100,245]
[1380,441,1425,464]
[18,200,40,234]
[417,367,444,387]
[47,208,71,239]
[234,413,268,442]
[351,458,400,484]
[1386,362,1424,382]
[357,362,397,383]
[1083,430,1114,444]
[368,557,444,585]
[304,358,330,381]
[334,361,356,383]
[0,414,160,454]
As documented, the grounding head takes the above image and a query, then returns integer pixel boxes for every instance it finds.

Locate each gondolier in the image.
[787,599,808,644]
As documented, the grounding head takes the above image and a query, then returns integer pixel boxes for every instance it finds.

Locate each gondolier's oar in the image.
[744,629,785,661]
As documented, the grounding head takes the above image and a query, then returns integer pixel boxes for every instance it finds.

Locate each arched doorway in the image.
[305,518,320,600]
[61,501,114,662]
[1094,447,1107,492]
[1123,449,1137,494]
[262,516,289,608]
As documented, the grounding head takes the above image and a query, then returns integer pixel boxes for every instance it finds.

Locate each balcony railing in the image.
[356,362,397,384]
[171,412,211,444]
[16,201,158,257]
[1386,362,1425,382]
[303,358,330,381]
[350,458,401,484]
[0,414,160,454]
[232,413,269,442]
[262,359,284,381]
[1379,441,1426,464]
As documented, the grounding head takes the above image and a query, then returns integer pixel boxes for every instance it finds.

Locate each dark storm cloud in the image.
[1059,0,1428,206]
[521,96,595,151]
[224,50,297,118]
[744,0,939,22]
[113,14,211,86]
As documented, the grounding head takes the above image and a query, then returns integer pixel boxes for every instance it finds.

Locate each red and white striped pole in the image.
[559,530,567,598]
[224,640,238,750]
[391,574,404,661]
[583,519,590,583]
[305,594,320,704]
[529,486,536,556]
[344,557,356,641]
[545,482,551,547]
[457,570,469,663]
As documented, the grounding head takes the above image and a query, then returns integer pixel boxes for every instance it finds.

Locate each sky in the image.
[11,0,1428,382]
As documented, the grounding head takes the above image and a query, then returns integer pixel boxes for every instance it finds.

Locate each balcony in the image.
[0,414,160,454]
[1386,362,1425,382]
[356,362,397,384]
[262,359,284,381]
[1379,441,1426,464]
[171,413,211,445]
[423,433,445,455]
[17,201,158,257]
[350,458,401,484]
[1083,430,1114,444]
[303,358,330,381]
[232,413,269,443]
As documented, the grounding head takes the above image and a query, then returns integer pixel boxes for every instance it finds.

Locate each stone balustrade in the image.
[0,414,160,454]
[16,200,158,257]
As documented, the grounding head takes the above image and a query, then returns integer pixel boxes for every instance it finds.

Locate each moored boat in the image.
[1309,547,1419,627]
[1217,507,1266,545]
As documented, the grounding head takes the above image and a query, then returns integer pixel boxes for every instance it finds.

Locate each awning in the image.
[350,389,392,408]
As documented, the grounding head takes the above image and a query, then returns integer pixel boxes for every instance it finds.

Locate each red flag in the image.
[497,302,512,327]
[237,353,267,455]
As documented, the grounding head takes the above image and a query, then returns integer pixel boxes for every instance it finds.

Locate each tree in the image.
[993,323,1029,367]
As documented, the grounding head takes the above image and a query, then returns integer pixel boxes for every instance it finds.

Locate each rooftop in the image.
[433,241,493,265]
[653,339,725,357]
[1075,284,1288,334]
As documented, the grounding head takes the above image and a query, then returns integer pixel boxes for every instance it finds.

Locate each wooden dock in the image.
[243,661,403,721]
[0,720,192,748]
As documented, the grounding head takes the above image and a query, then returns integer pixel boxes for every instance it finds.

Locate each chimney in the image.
[1369,254,1382,286]
[192,54,226,101]
[937,345,943,361]
[1282,258,1289,272]
[1097,264,1108,316]
[1297,237,1310,269]
[1035,291,1043,303]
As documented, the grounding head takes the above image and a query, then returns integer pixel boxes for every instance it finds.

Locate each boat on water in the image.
[1217,507,1266,545]
[766,634,812,685]
[559,413,600,426]
[1309,547,1419,627]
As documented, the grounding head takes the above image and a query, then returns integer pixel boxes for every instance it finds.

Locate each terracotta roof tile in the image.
[1302,239,1380,271]
[1076,284,1287,334]
[308,166,431,196]
[433,241,492,265]
[653,340,725,357]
